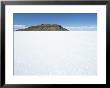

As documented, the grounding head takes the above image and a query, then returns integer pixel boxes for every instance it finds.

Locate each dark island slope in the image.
[16,24,69,31]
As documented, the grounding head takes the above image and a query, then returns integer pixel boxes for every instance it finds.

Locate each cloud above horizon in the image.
[14,25,97,31]
[64,26,97,31]
[14,25,28,31]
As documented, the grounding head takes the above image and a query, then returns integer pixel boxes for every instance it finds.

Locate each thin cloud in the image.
[14,25,28,31]
[64,26,97,31]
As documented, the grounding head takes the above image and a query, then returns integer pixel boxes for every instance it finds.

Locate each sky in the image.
[13,13,97,31]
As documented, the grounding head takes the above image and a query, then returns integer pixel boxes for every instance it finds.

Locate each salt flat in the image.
[14,31,97,75]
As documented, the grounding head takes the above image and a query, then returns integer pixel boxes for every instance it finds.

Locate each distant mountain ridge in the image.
[16,24,69,31]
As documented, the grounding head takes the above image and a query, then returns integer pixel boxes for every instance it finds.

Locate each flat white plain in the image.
[14,31,97,75]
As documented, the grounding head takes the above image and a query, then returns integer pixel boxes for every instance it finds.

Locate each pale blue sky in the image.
[13,13,97,31]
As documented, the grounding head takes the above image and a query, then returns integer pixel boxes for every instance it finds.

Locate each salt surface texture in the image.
[14,31,97,75]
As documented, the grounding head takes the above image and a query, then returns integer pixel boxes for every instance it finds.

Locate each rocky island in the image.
[16,24,69,31]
